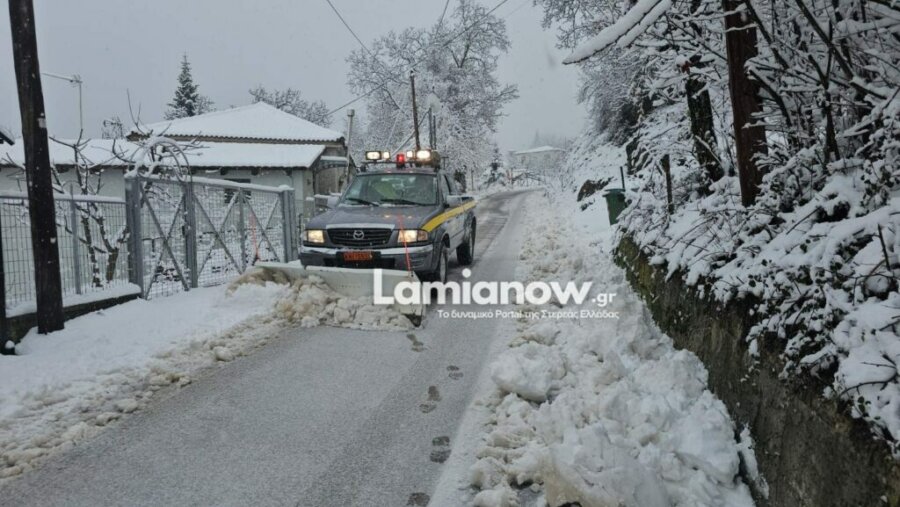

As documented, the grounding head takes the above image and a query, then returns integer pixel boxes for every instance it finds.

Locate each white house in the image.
[0,103,352,220]
[511,145,566,177]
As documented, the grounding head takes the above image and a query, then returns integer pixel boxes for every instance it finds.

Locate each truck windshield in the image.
[341,174,438,206]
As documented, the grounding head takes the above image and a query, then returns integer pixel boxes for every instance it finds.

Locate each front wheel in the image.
[427,244,449,283]
[456,224,475,266]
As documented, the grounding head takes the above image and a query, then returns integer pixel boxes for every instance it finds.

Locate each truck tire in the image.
[428,243,449,283]
[457,224,475,266]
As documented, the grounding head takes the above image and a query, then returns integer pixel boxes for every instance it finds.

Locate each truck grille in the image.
[328,228,393,247]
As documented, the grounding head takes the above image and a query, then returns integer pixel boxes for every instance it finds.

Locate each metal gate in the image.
[125,173,297,299]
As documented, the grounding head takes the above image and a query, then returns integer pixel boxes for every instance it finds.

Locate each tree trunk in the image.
[684,0,722,186]
[723,0,768,206]
[686,74,722,184]
[8,0,65,333]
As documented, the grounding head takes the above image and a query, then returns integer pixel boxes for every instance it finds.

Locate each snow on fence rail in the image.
[1,192,132,315]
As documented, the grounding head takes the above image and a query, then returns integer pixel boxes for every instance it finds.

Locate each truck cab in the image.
[300,162,476,283]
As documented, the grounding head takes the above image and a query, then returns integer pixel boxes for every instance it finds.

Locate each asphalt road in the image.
[0,189,533,507]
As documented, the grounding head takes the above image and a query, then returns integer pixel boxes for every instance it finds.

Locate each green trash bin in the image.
[603,188,627,225]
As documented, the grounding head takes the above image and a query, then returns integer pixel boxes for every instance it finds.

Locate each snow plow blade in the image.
[254,262,425,322]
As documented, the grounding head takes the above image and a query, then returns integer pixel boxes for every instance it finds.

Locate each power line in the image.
[323,0,373,56]
[437,0,452,29]
[432,0,511,51]
[327,0,512,116]
[501,0,531,20]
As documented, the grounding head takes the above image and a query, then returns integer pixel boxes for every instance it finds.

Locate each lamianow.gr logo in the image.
[372,268,616,309]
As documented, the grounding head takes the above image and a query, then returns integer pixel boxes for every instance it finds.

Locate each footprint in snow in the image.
[419,386,441,413]
[407,333,424,352]
[407,492,430,506]
[447,365,463,380]
[430,435,451,463]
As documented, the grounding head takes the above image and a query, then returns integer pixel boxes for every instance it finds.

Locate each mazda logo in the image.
[352,230,365,240]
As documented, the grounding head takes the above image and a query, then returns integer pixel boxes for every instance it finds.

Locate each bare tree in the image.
[249,86,332,126]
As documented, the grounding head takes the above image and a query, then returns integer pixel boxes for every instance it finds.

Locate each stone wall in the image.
[616,236,900,507]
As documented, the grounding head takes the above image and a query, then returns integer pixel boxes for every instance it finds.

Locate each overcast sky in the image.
[0,0,585,153]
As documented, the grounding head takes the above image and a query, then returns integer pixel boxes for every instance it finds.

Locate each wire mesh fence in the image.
[1,192,131,316]
[126,174,296,299]
[1,176,296,315]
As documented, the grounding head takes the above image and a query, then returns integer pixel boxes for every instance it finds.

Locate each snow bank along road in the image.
[0,189,533,507]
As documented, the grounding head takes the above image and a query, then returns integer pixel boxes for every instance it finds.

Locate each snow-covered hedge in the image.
[537,0,900,456]
[618,127,900,450]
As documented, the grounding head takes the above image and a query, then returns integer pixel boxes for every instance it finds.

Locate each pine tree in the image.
[165,54,213,120]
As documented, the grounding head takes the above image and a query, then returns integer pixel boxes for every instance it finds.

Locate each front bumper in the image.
[299,243,435,273]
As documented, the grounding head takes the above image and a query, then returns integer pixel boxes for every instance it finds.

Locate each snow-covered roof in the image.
[0,138,326,169]
[184,142,325,168]
[0,138,130,167]
[514,146,566,155]
[134,103,343,143]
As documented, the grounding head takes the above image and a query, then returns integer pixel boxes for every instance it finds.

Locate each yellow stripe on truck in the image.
[422,200,477,233]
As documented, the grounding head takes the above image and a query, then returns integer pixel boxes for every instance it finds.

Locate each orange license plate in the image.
[342,251,374,262]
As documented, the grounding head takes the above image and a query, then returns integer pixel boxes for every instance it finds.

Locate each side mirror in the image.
[445,195,463,208]
[326,195,340,209]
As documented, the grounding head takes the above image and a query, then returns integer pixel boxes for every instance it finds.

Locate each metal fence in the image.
[0,192,131,315]
[2,176,297,316]
[125,174,297,299]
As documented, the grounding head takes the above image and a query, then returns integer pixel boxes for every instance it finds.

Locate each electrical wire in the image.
[323,0,373,57]
[437,0,452,29]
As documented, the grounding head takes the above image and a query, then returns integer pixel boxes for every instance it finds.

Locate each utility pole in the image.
[428,108,435,148]
[409,71,421,152]
[9,0,65,333]
[344,108,355,188]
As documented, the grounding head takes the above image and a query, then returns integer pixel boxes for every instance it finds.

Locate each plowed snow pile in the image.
[1,270,409,481]
[470,193,759,506]
[234,267,412,330]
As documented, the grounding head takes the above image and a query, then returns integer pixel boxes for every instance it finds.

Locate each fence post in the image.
[0,206,8,354]
[662,154,674,215]
[124,176,145,296]
[237,192,247,272]
[183,179,198,289]
[281,189,296,262]
[69,198,83,295]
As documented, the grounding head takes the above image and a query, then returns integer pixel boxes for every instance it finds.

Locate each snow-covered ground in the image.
[0,270,410,480]
[454,185,759,506]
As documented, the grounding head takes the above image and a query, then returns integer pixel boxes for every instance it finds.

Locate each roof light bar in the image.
[365,150,393,161]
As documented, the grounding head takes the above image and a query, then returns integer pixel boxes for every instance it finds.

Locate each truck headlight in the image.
[398,229,428,243]
[303,229,326,244]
